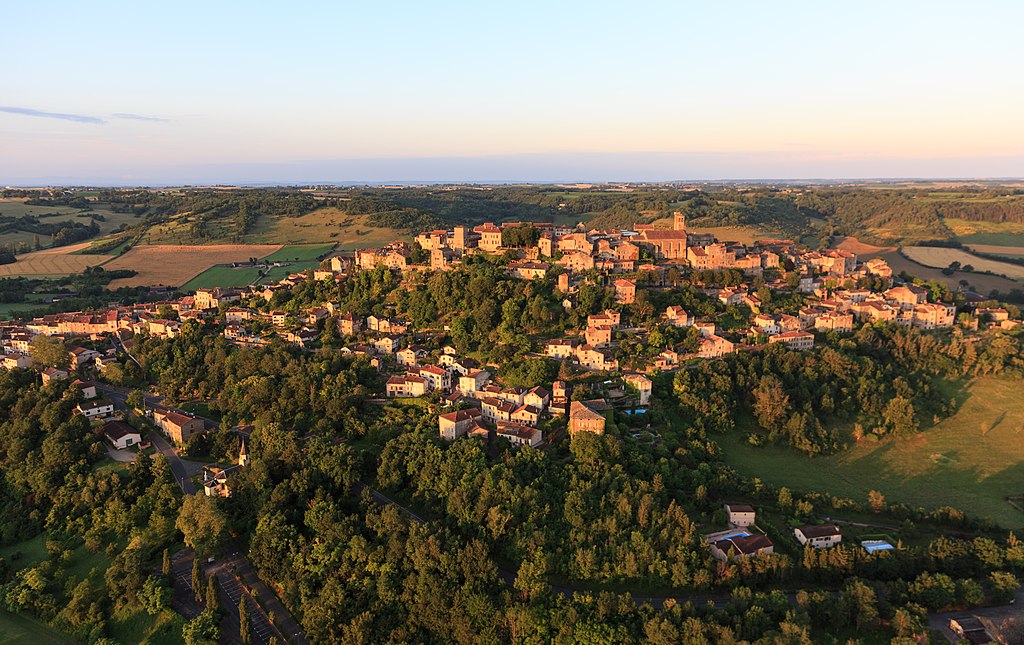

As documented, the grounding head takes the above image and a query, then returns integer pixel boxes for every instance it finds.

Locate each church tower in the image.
[673,211,686,232]
[238,438,250,467]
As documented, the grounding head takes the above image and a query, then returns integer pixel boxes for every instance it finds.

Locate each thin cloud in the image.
[111,113,168,122]
[0,106,106,124]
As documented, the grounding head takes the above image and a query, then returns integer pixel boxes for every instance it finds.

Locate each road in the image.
[97,383,204,494]
[100,383,309,642]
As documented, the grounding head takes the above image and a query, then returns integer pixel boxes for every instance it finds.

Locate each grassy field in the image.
[0,198,144,251]
[261,243,335,262]
[179,264,265,290]
[0,293,62,320]
[180,243,335,290]
[0,610,70,645]
[246,207,407,247]
[944,217,1024,247]
[103,244,282,288]
[902,246,1024,280]
[718,377,1024,528]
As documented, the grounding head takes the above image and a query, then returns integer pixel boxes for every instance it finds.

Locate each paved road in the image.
[98,383,203,494]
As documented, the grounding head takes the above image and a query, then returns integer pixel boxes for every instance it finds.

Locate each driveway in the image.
[104,445,137,463]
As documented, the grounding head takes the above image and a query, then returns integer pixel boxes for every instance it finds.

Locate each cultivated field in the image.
[647,215,785,245]
[902,246,1024,280]
[875,250,1019,294]
[832,236,895,255]
[103,244,281,288]
[720,377,1024,528]
[0,243,112,277]
[965,244,1024,258]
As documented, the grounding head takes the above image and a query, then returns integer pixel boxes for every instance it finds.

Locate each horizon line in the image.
[5,176,1024,189]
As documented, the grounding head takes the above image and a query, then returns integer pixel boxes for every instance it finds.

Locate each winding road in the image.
[97,383,208,494]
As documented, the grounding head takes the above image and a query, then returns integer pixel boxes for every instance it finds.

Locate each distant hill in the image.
[4,184,1023,253]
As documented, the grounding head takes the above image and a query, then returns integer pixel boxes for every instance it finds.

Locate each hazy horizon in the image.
[5,151,1024,188]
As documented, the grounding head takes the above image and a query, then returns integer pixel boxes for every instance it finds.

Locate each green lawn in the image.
[180,265,265,290]
[0,293,63,320]
[718,376,1024,528]
[108,608,185,645]
[0,610,71,645]
[180,243,335,290]
[260,243,335,262]
[0,534,179,644]
[957,233,1024,247]
[0,535,47,569]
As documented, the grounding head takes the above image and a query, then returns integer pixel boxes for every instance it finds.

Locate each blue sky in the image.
[3,0,1022,184]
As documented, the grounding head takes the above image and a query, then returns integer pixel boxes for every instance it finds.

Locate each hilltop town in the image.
[1,208,1023,644]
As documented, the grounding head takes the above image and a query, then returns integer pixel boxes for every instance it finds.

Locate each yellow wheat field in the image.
[0,244,113,277]
[103,244,282,288]
[902,246,1024,280]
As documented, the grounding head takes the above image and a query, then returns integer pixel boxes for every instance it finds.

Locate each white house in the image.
[725,503,756,527]
[76,398,115,419]
[103,420,142,450]
[794,525,842,549]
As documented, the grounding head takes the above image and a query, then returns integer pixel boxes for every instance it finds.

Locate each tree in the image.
[177,494,228,556]
[868,490,885,513]
[29,335,69,369]
[205,574,220,615]
[989,571,1020,604]
[839,579,878,628]
[192,555,204,603]
[753,376,790,431]
[139,575,171,615]
[514,549,550,602]
[183,609,220,645]
[239,593,252,644]
[884,396,917,435]
[162,548,171,577]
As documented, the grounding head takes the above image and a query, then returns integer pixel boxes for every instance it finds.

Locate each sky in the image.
[3,0,1023,185]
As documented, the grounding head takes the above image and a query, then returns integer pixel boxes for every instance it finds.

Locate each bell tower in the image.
[238,438,250,467]
[673,211,686,232]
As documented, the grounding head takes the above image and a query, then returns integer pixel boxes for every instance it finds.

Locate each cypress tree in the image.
[191,555,203,603]
[239,594,252,644]
[206,573,220,614]
[162,548,171,578]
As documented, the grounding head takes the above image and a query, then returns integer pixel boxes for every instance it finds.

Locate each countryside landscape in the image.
[0,182,1022,645]
[4,1,1024,644]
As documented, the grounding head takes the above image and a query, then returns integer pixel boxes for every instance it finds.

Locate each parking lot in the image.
[215,570,277,645]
